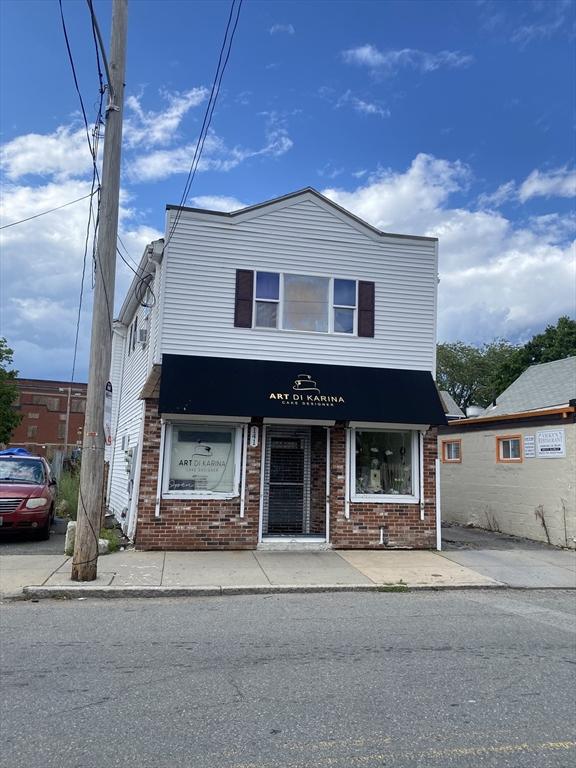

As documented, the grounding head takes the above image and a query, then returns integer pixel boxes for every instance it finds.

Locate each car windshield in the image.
[0,458,45,485]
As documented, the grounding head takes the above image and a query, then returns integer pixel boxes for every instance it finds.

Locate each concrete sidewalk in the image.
[0,547,503,599]
[2,536,574,599]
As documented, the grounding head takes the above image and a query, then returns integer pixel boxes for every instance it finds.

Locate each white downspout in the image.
[325,426,331,542]
[435,457,442,550]
[154,420,166,519]
[344,427,350,519]
[419,431,425,521]
[127,402,146,540]
[239,424,248,518]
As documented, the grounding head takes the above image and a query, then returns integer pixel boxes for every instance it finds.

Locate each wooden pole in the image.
[72,0,128,581]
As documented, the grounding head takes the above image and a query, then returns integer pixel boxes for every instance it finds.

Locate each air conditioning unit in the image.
[138,328,148,345]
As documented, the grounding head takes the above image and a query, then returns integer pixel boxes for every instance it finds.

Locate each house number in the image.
[249,426,259,448]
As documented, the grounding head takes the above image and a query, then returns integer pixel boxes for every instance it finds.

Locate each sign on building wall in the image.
[536,429,565,458]
[104,382,113,446]
[523,435,535,458]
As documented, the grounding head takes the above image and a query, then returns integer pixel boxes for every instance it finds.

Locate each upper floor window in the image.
[254,272,357,334]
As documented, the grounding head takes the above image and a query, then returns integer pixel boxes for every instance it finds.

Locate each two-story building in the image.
[106,189,446,550]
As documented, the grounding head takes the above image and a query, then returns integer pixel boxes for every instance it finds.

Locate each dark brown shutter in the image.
[234,269,254,327]
[357,281,375,337]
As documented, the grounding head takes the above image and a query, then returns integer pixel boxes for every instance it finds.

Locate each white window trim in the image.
[162,422,243,500]
[350,427,420,504]
[253,271,358,336]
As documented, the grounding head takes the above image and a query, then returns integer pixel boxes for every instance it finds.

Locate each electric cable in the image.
[0,192,97,230]
[164,0,243,248]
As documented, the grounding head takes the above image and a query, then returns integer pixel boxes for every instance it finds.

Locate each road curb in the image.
[20,581,512,600]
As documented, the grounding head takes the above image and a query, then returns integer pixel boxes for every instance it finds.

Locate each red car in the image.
[0,451,57,540]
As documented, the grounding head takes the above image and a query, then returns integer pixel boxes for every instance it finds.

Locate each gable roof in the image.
[166,187,437,243]
[439,390,465,418]
[483,356,576,418]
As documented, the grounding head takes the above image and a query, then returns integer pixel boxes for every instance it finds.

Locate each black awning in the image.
[159,354,447,425]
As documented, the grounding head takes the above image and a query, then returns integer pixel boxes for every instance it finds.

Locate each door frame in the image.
[258,423,330,543]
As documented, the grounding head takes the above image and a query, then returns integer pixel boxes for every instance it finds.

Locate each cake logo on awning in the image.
[269,373,345,407]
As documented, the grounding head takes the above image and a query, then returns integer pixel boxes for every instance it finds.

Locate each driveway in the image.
[441,524,576,588]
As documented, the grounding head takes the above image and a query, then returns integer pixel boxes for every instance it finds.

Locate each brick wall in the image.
[135,400,260,550]
[309,426,327,534]
[329,424,438,549]
[135,403,438,550]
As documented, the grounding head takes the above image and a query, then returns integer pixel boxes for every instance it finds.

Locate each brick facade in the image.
[329,425,438,549]
[135,400,438,550]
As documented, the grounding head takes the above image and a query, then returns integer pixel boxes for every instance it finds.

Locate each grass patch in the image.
[376,583,410,593]
[57,471,80,520]
[98,527,121,553]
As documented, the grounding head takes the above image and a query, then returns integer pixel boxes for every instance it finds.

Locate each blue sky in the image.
[1,0,574,381]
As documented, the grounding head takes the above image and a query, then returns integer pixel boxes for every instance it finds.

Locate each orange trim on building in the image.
[441,438,462,463]
[451,405,575,427]
[496,434,523,463]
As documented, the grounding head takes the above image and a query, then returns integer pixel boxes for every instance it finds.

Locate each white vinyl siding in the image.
[161,196,438,371]
[107,291,157,522]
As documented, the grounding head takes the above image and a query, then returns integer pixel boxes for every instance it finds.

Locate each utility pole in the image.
[72,0,128,581]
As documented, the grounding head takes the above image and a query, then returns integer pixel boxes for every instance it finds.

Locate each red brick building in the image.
[10,379,87,459]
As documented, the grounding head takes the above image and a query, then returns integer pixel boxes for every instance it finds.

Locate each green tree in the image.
[437,340,518,411]
[493,316,576,394]
[0,338,21,445]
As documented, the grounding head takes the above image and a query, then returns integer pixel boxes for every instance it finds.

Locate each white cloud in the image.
[512,0,573,46]
[129,126,293,182]
[0,125,94,181]
[336,90,390,117]
[342,44,473,73]
[124,88,208,148]
[0,179,161,380]
[188,195,247,212]
[519,167,576,202]
[269,24,295,35]
[323,154,575,344]
[478,167,576,208]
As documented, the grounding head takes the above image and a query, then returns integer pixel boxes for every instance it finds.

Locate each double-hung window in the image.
[496,435,522,463]
[253,271,357,334]
[442,439,462,463]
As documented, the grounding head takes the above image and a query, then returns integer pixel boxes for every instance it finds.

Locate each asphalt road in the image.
[1,591,575,768]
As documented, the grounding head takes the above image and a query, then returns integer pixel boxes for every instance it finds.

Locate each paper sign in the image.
[523,435,535,458]
[536,429,565,458]
[104,381,113,446]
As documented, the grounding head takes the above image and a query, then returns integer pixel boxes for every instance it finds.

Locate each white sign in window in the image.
[168,425,238,493]
[536,429,565,458]
[523,435,535,458]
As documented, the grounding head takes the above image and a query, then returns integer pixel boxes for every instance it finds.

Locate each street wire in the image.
[0,192,97,230]
[164,0,243,248]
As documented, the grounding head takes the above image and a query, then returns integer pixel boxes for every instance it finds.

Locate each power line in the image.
[0,192,97,230]
[58,0,101,182]
[165,0,243,248]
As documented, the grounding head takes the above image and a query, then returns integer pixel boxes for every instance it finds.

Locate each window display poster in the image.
[169,428,235,491]
[536,429,565,459]
[523,435,535,458]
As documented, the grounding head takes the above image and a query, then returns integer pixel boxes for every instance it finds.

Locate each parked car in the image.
[0,449,57,540]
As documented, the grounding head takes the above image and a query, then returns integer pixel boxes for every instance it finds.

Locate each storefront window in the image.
[353,429,416,499]
[166,425,239,495]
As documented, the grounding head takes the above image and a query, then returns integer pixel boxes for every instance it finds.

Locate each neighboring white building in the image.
[439,357,576,548]
[106,188,446,550]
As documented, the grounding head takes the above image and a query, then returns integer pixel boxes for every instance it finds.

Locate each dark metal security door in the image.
[262,427,311,536]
